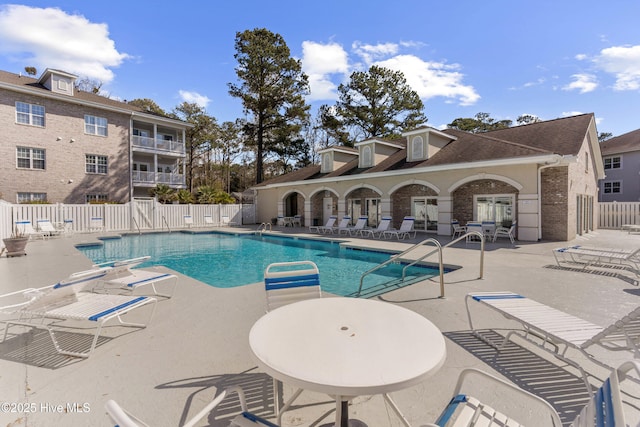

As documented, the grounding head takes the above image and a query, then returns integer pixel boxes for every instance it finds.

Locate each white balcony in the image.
[132,171,185,187]
[132,135,185,155]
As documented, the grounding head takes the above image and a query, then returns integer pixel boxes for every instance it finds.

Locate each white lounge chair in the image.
[204,215,216,226]
[424,361,640,427]
[382,216,416,240]
[89,217,104,232]
[359,216,392,238]
[184,215,194,228]
[492,220,516,244]
[0,268,157,358]
[338,215,367,236]
[92,256,178,298]
[14,220,48,240]
[309,216,336,234]
[466,291,640,391]
[553,245,640,276]
[264,261,321,312]
[105,385,278,427]
[332,215,351,234]
[36,219,63,238]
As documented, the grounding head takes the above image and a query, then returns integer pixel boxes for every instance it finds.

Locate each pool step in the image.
[346,275,427,298]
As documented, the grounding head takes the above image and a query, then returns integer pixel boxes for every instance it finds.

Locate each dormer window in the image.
[322,153,331,173]
[361,146,373,167]
[411,136,424,160]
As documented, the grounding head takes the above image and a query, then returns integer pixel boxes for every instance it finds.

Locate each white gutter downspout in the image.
[537,156,561,240]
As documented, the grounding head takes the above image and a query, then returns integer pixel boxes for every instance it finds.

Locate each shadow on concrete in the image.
[445,329,591,425]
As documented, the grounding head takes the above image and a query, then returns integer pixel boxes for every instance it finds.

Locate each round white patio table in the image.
[249,297,446,427]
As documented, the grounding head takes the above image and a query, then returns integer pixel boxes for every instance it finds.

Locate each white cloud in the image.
[561,111,584,117]
[575,54,588,61]
[595,44,640,90]
[0,5,129,83]
[375,55,480,106]
[301,41,349,101]
[562,74,598,93]
[178,90,210,108]
[352,41,399,65]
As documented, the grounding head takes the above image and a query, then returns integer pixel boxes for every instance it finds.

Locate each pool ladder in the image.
[356,233,485,298]
[256,222,272,235]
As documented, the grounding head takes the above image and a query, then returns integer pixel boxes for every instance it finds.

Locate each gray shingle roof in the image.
[600,128,640,155]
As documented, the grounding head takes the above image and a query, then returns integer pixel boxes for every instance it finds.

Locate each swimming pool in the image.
[76,232,445,297]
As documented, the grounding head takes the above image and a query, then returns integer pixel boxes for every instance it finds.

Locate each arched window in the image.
[412,136,424,160]
[362,145,372,167]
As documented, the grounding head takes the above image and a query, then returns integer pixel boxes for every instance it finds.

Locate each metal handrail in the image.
[256,222,272,234]
[356,231,485,298]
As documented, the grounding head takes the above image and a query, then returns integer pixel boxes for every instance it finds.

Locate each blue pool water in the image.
[76,232,443,296]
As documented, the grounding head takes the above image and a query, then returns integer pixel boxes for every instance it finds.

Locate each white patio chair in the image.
[91,256,178,298]
[184,215,194,228]
[204,215,216,226]
[309,216,336,234]
[493,220,517,244]
[89,217,104,232]
[359,216,392,238]
[338,215,368,236]
[292,215,302,227]
[0,268,157,358]
[382,216,416,240]
[466,291,640,392]
[424,361,639,427]
[264,261,322,419]
[451,220,466,239]
[105,385,278,427]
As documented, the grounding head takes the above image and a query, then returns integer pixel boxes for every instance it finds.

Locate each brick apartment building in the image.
[0,68,191,204]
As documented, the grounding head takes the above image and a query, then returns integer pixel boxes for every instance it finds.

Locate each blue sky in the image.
[0,1,639,137]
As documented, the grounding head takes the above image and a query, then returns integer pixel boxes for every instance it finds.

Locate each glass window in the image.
[84,115,108,136]
[361,145,372,167]
[603,181,621,194]
[85,154,108,174]
[86,194,108,203]
[16,147,45,169]
[474,194,514,223]
[412,136,424,160]
[604,156,621,169]
[17,192,47,203]
[16,102,45,127]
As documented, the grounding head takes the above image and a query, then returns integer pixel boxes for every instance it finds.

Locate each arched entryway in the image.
[390,183,439,232]
[452,179,518,227]
[344,187,382,226]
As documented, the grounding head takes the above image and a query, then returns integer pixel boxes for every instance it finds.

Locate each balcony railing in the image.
[132,135,185,154]
[132,171,185,186]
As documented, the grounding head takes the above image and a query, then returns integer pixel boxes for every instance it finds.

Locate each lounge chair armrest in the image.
[0,288,45,311]
[182,386,251,427]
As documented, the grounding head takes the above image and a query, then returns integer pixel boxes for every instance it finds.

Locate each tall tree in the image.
[215,121,244,193]
[448,112,512,133]
[172,102,217,191]
[228,28,310,184]
[598,132,613,143]
[128,98,167,116]
[516,114,541,125]
[317,104,351,147]
[335,65,427,140]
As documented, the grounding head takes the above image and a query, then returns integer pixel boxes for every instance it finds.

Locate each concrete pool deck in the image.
[1,227,639,426]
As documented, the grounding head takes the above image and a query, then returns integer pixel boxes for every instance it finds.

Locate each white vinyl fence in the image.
[0,199,252,249]
[599,202,640,229]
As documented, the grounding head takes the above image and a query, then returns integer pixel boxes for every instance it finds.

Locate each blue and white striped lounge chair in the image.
[309,216,336,234]
[15,220,48,240]
[338,215,368,236]
[0,268,157,358]
[425,361,639,426]
[92,256,178,298]
[359,216,392,238]
[465,291,640,392]
[553,245,640,276]
[106,385,279,427]
[36,219,63,238]
[382,216,416,240]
